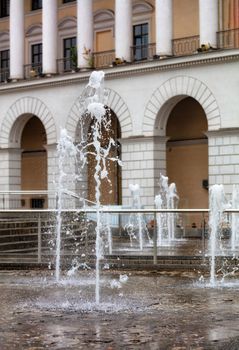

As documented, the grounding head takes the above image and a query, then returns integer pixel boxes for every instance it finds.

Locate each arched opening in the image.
[87,110,122,205]
[166,97,208,209]
[21,116,47,208]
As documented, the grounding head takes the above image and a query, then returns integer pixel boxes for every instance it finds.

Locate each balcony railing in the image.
[2,31,239,85]
[172,35,200,56]
[0,67,10,83]
[131,43,156,62]
[24,63,43,79]
[57,57,78,74]
[217,28,239,49]
[92,50,115,69]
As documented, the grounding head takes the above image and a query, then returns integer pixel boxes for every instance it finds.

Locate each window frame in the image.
[31,0,42,11]
[63,36,77,71]
[0,49,9,69]
[62,0,75,4]
[133,22,149,61]
[0,0,9,18]
[31,43,42,65]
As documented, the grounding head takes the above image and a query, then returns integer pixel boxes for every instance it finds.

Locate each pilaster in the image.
[120,136,167,207]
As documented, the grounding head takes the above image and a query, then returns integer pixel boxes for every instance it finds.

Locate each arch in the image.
[25,23,42,37]
[94,9,114,23]
[58,16,77,30]
[66,88,133,139]
[143,76,221,135]
[0,97,57,148]
[133,1,154,15]
[0,31,9,43]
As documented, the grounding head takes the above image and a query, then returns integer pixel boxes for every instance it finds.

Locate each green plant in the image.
[70,46,78,69]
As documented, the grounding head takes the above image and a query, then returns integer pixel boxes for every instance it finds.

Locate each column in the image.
[42,0,58,75]
[10,0,24,80]
[199,0,219,48]
[77,0,93,69]
[155,0,173,56]
[115,0,132,62]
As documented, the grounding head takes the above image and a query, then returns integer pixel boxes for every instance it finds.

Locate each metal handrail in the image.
[0,207,236,266]
[24,62,43,79]
[131,42,156,62]
[57,57,77,74]
[0,208,210,213]
[0,190,55,195]
[0,207,239,214]
[0,67,10,82]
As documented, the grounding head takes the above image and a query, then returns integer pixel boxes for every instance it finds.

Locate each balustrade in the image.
[172,35,200,56]
[217,28,239,49]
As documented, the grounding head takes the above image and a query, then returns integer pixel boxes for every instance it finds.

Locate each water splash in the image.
[126,184,150,250]
[231,184,239,250]
[78,71,121,304]
[55,129,78,282]
[155,194,163,246]
[155,174,179,245]
[209,184,227,285]
[55,71,122,304]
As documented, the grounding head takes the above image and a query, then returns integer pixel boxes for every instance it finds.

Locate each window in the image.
[0,49,9,69]
[0,0,9,18]
[31,43,42,76]
[31,43,42,65]
[63,37,76,71]
[31,198,45,209]
[0,49,9,82]
[133,23,149,61]
[63,0,75,3]
[32,0,42,11]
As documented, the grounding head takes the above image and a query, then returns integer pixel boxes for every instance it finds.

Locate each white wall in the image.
[0,50,239,205]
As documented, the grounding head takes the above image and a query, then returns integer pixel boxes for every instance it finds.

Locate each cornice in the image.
[206,128,239,137]
[0,49,239,94]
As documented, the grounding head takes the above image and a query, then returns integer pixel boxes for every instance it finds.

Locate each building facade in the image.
[0,0,239,214]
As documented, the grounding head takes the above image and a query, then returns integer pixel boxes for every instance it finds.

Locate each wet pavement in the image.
[0,269,239,349]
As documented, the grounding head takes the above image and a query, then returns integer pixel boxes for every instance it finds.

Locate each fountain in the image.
[208,184,227,285]
[55,129,78,282]
[155,174,179,245]
[55,71,121,304]
[207,184,239,286]
[231,184,239,250]
[125,184,150,250]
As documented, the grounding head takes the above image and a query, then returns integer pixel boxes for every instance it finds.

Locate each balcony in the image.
[24,62,43,79]
[57,57,78,74]
[217,28,239,49]
[0,67,10,83]
[92,50,115,69]
[2,32,239,85]
[172,35,200,56]
[131,43,156,62]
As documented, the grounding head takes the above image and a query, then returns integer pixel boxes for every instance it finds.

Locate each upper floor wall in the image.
[0,0,239,82]
[0,1,237,33]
